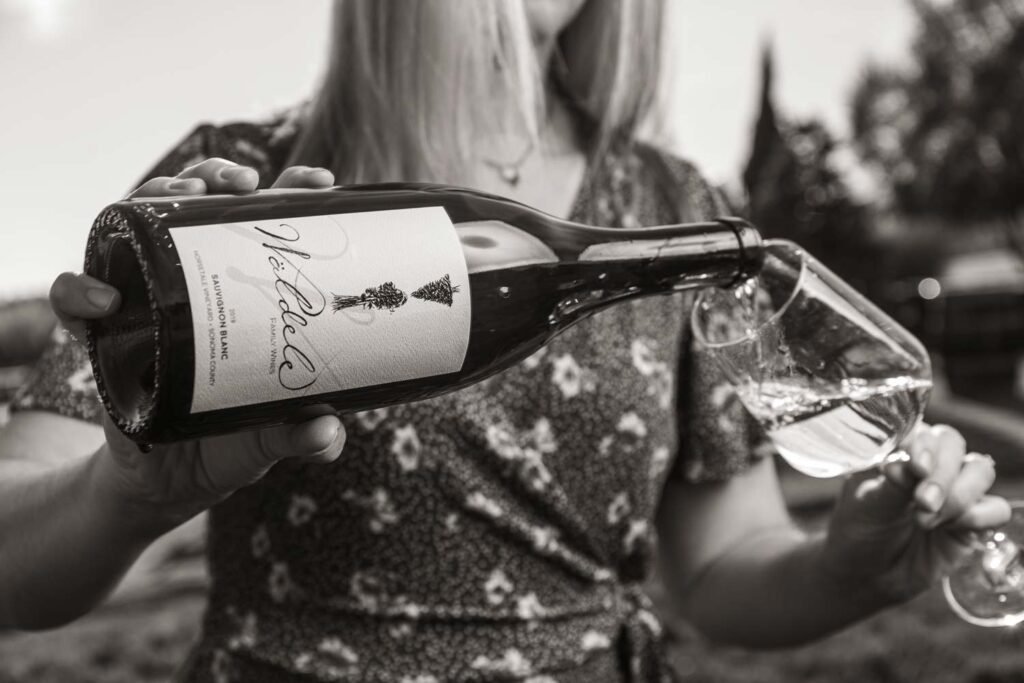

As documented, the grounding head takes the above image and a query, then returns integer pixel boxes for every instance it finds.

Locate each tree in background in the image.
[743,46,881,295]
[851,0,1024,231]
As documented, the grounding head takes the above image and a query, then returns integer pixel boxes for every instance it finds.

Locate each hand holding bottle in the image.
[51,160,347,535]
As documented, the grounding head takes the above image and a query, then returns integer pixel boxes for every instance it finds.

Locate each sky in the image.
[0,0,916,298]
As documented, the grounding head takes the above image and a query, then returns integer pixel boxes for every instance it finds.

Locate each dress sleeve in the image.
[645,149,776,484]
[133,116,295,188]
[9,328,104,424]
[670,322,776,484]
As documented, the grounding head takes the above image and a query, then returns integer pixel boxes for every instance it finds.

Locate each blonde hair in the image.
[288,0,664,184]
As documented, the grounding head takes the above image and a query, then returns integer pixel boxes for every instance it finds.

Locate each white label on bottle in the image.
[169,206,471,413]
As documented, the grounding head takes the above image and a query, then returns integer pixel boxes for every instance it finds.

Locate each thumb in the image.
[255,414,346,467]
[49,272,121,342]
[841,464,917,525]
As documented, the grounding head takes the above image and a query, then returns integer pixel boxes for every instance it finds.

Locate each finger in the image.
[921,453,997,529]
[948,495,1013,531]
[901,424,936,481]
[49,272,121,341]
[271,166,334,189]
[127,176,207,199]
[256,414,345,467]
[881,451,917,492]
[287,405,346,464]
[177,158,259,193]
[912,424,966,518]
[897,420,927,451]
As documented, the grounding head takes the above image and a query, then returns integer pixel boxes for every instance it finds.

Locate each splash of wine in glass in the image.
[692,240,933,478]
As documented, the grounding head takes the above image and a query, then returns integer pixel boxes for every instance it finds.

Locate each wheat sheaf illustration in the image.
[331,274,460,315]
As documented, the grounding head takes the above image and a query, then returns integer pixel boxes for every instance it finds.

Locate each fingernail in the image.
[311,421,340,454]
[220,167,255,183]
[919,482,945,512]
[168,179,200,191]
[86,287,115,309]
[307,168,332,181]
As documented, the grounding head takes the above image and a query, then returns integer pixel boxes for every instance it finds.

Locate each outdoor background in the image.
[2,0,1024,681]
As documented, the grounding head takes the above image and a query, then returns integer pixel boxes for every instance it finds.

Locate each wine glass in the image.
[692,240,932,478]
[692,240,1024,627]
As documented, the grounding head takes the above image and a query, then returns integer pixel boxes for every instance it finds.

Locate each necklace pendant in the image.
[501,166,520,186]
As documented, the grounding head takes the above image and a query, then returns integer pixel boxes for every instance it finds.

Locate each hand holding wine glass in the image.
[693,240,1014,623]
[821,423,1009,605]
[49,159,348,536]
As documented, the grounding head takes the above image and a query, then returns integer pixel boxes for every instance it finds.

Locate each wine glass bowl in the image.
[692,239,932,478]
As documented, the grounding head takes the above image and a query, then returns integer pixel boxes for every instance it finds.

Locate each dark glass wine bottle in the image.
[84,183,763,443]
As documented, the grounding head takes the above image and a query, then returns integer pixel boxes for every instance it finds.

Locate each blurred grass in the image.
[665,589,1024,683]
[0,298,55,369]
[0,595,204,683]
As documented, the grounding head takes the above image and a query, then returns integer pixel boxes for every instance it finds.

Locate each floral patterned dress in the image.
[12,110,769,682]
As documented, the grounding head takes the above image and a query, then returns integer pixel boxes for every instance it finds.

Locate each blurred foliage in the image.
[851,0,1024,221]
[743,48,883,296]
[0,298,55,368]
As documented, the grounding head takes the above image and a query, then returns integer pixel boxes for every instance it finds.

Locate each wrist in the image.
[814,531,923,609]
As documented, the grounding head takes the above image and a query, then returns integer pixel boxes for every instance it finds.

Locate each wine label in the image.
[169,206,471,413]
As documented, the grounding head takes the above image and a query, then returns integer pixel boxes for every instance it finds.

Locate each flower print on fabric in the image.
[250,525,270,559]
[354,407,389,431]
[287,494,318,527]
[630,339,659,376]
[268,562,296,604]
[607,492,632,526]
[522,347,547,371]
[515,593,547,621]
[466,491,504,519]
[211,649,233,683]
[471,649,535,678]
[617,412,648,440]
[551,353,596,398]
[66,364,97,395]
[649,446,671,480]
[226,611,258,652]
[390,424,423,472]
[484,419,557,492]
[318,639,358,663]
[484,569,514,606]
[342,488,400,533]
[631,339,673,410]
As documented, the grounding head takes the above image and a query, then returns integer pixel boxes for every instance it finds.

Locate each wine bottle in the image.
[84,183,763,443]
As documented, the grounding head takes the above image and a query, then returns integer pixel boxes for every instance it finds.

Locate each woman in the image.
[0,1,1009,680]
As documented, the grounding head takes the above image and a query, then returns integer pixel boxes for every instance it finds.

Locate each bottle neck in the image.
[575,217,764,291]
[540,218,764,326]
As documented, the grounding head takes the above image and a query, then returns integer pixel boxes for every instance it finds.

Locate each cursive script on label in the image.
[255,222,328,391]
